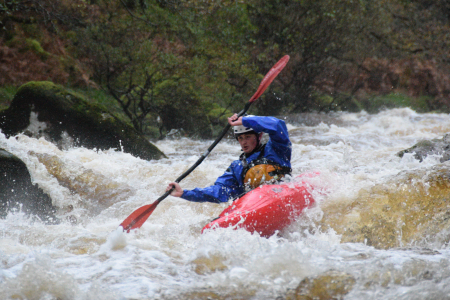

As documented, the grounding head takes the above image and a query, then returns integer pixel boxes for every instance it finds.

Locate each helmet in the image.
[234,124,254,135]
[233,114,255,136]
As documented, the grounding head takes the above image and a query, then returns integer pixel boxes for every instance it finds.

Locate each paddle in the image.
[120,55,290,232]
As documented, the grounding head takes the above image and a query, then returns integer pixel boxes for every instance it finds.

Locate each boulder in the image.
[0,148,58,223]
[31,151,135,215]
[0,81,166,160]
[286,270,356,300]
[397,134,450,162]
[318,164,450,249]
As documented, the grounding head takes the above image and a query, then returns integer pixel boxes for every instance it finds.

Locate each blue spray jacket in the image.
[181,116,291,203]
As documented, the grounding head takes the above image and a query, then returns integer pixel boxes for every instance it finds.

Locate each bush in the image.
[359,92,430,113]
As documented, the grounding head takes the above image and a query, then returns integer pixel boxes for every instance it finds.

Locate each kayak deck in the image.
[202,175,315,237]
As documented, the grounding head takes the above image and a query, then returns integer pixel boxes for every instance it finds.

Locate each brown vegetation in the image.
[317,57,450,108]
[0,31,92,87]
[358,58,450,101]
[2,0,450,137]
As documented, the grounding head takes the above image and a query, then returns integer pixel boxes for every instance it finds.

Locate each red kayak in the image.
[202,173,316,237]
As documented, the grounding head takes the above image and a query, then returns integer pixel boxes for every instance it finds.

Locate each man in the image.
[166,113,292,203]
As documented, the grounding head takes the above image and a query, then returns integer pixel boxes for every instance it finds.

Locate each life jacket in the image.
[240,144,292,189]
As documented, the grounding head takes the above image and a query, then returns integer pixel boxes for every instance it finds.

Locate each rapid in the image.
[2,108,450,299]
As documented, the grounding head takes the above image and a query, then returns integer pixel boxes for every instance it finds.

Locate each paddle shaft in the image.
[159,103,252,193]
[124,103,253,230]
[175,102,252,183]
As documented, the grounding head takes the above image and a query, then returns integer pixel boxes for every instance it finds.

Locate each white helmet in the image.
[234,124,254,135]
[233,114,255,136]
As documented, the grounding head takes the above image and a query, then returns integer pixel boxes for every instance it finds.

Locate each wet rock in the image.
[286,270,356,300]
[319,164,450,249]
[179,290,257,300]
[30,151,135,215]
[397,134,450,162]
[192,254,227,275]
[0,81,166,160]
[0,148,58,223]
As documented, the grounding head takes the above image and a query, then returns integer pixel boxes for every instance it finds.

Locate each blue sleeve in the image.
[242,116,291,166]
[242,116,290,146]
[180,163,243,203]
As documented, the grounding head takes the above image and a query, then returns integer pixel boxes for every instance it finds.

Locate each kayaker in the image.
[166,114,292,203]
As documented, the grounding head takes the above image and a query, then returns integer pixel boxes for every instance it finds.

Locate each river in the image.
[1,108,450,299]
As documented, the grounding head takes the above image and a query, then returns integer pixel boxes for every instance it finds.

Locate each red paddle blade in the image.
[120,201,159,232]
[249,55,290,103]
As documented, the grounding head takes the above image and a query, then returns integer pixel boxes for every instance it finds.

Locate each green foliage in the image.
[145,125,161,140]
[71,0,260,137]
[360,92,430,113]
[68,88,124,116]
[0,86,17,110]
[334,94,363,113]
[24,39,50,58]
[3,0,450,137]
[291,92,363,113]
[0,0,20,16]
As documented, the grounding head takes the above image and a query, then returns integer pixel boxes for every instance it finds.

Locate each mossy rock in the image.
[0,148,58,223]
[0,81,166,160]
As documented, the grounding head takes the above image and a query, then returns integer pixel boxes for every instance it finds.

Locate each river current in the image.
[1,108,450,299]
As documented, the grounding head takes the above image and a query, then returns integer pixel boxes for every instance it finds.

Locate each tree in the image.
[246,0,415,113]
[76,0,259,137]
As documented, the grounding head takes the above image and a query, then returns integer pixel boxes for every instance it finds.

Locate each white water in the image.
[1,108,450,299]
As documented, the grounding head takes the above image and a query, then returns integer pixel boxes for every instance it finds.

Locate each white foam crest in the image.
[0,252,120,299]
[98,227,128,253]
[2,109,450,299]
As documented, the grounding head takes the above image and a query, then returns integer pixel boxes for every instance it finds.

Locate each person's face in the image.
[237,133,258,154]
